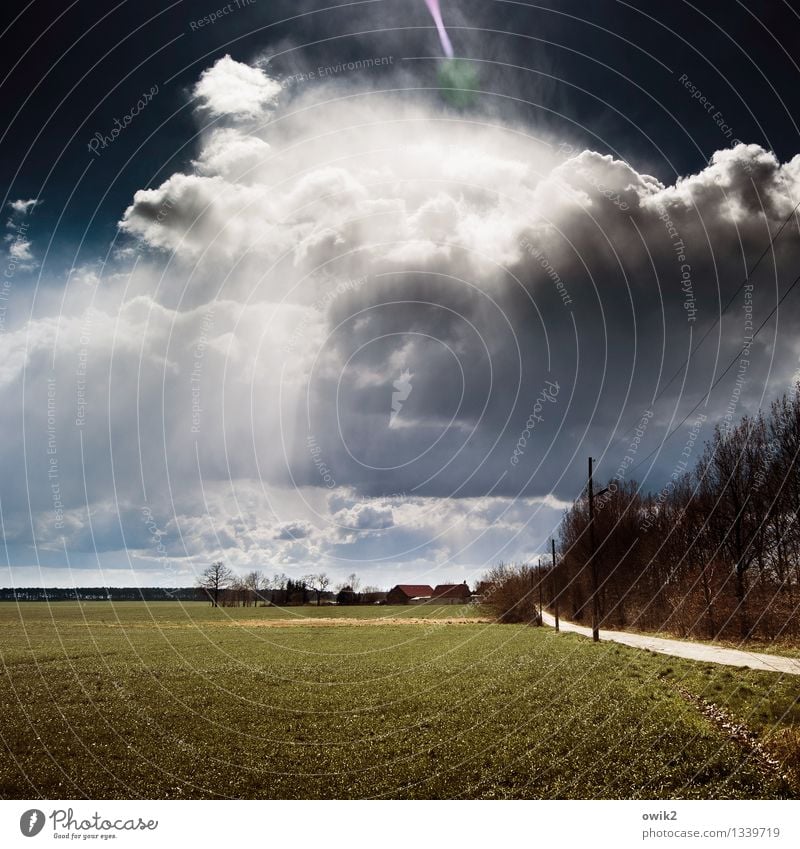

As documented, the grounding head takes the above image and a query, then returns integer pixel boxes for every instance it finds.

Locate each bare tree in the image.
[244,570,269,606]
[698,418,767,638]
[479,562,541,624]
[198,561,234,608]
[303,572,331,606]
[271,573,288,605]
[361,585,387,604]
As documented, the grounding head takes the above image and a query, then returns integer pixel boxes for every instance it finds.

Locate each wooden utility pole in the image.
[588,456,600,642]
[538,558,543,624]
[551,537,559,632]
[529,567,537,626]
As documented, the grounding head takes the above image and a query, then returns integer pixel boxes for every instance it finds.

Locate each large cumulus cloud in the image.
[4,55,800,585]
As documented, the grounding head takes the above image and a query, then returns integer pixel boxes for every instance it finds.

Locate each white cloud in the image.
[194,128,271,182]
[274,520,313,540]
[8,238,33,261]
[333,502,395,531]
[8,198,40,216]
[193,54,282,120]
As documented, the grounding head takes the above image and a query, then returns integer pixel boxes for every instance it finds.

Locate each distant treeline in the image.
[550,384,800,641]
[1,581,389,606]
[1,587,205,602]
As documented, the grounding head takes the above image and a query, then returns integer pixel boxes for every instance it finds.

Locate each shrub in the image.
[480,562,543,624]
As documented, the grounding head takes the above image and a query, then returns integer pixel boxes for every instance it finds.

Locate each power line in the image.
[627,267,800,479]
[648,199,800,408]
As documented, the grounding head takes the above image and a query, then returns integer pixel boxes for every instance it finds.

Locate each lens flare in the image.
[424,0,454,58]
[437,58,478,108]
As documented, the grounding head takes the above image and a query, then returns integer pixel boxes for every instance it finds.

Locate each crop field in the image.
[0,602,798,799]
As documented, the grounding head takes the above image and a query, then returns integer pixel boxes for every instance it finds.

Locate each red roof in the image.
[391,584,434,598]
[432,583,471,599]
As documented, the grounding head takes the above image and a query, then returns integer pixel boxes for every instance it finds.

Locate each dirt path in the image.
[230,615,492,628]
[541,612,800,675]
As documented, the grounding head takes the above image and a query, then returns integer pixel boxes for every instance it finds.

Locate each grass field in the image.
[1,602,798,799]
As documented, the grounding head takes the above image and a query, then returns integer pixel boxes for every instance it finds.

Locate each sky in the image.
[2,0,800,589]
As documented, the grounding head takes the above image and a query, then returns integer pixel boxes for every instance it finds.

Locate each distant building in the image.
[387,582,472,605]
[336,585,359,605]
[432,582,471,605]
[387,584,434,605]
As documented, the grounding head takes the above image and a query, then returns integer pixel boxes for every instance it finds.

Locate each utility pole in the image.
[529,567,536,626]
[538,558,543,624]
[588,456,600,642]
[551,537,559,632]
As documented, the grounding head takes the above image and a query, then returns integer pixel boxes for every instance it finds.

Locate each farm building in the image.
[432,582,471,604]
[386,584,434,605]
[386,582,472,605]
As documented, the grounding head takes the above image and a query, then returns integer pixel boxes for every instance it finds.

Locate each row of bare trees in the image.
[547,385,800,641]
[197,564,334,607]
[196,565,386,607]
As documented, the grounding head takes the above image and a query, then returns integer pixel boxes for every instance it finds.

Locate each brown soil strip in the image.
[675,685,788,785]
[227,616,492,628]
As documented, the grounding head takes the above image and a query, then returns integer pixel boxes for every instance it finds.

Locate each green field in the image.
[0,602,798,799]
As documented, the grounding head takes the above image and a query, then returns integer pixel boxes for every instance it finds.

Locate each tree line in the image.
[483,384,800,642]
[196,563,386,607]
[1,571,390,607]
[0,587,204,601]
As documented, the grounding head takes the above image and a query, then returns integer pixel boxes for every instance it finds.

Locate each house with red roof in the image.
[386,581,472,605]
[432,582,471,604]
[386,584,434,605]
